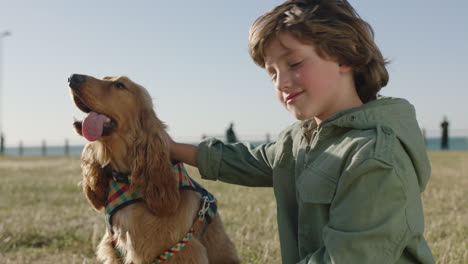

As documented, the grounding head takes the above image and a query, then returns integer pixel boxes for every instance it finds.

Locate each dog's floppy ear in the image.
[131,110,180,216]
[81,143,110,211]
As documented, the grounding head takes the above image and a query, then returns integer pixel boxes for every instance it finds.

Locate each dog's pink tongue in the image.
[82,112,108,141]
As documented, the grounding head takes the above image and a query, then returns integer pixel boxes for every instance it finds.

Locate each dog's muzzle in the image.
[68,74,86,90]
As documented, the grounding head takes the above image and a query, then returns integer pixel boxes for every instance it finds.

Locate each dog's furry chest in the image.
[102,163,218,262]
[109,191,201,262]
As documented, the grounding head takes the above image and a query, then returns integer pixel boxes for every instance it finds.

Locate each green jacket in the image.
[196,97,435,264]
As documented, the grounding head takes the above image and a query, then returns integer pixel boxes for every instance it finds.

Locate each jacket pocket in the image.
[297,166,338,204]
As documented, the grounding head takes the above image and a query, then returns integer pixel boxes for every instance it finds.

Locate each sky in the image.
[0,0,467,147]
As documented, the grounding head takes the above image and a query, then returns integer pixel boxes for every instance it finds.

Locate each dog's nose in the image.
[68,74,86,89]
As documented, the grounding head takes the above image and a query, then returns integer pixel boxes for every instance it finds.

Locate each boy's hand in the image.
[167,135,198,167]
[167,135,177,158]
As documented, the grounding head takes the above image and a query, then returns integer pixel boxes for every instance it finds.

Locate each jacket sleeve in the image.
[298,158,410,264]
[196,138,275,187]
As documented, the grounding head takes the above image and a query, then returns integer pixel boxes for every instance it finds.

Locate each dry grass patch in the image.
[0,152,466,263]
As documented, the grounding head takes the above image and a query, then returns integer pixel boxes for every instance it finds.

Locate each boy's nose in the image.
[275,73,292,92]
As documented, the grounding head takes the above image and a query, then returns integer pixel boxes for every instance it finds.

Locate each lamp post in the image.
[0,31,11,155]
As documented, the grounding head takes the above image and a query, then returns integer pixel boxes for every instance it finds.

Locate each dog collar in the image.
[111,171,131,183]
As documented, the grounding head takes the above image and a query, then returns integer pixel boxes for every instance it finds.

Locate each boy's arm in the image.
[169,138,198,167]
[169,137,275,187]
[298,158,430,264]
[197,138,275,187]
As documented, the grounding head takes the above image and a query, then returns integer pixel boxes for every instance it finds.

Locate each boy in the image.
[169,0,434,263]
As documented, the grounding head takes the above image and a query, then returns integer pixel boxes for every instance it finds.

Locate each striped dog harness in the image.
[105,162,217,262]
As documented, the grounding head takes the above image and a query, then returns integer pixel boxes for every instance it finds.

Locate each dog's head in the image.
[69,74,155,142]
[69,74,179,215]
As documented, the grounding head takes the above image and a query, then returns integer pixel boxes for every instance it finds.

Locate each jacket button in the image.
[349,115,356,121]
[382,126,393,135]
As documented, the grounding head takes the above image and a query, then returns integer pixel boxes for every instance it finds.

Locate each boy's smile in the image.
[264,32,361,123]
[285,91,304,104]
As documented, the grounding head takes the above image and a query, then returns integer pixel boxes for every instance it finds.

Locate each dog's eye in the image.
[114,82,126,89]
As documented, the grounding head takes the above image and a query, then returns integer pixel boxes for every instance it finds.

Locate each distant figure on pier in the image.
[421,128,427,146]
[0,133,4,155]
[41,140,47,156]
[441,116,449,150]
[226,122,238,143]
[266,133,271,144]
[19,141,23,156]
[65,138,70,156]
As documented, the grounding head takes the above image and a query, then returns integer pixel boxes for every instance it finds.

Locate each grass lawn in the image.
[0,152,466,263]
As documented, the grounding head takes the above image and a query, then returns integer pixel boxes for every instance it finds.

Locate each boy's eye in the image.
[289,61,302,68]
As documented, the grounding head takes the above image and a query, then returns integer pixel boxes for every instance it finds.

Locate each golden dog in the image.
[68,74,240,264]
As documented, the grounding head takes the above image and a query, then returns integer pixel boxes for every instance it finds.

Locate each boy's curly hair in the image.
[249,0,389,103]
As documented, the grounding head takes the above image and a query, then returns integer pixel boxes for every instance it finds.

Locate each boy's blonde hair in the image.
[249,0,389,103]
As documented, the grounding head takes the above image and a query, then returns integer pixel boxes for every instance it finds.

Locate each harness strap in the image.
[153,195,215,263]
[153,227,195,263]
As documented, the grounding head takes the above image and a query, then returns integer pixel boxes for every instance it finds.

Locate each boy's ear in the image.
[339,64,352,73]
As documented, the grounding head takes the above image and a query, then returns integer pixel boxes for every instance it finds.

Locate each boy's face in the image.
[264,32,352,121]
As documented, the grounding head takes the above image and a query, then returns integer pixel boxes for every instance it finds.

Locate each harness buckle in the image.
[198,196,214,221]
